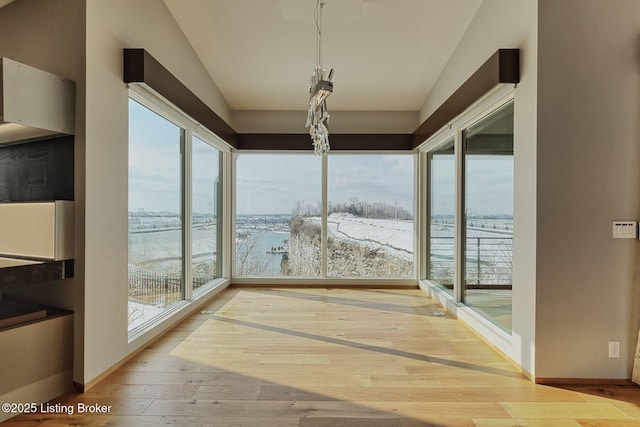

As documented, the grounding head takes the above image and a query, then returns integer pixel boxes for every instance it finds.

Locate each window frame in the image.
[127,84,231,339]
[326,151,417,279]
[190,133,226,298]
[231,149,418,286]
[232,151,323,279]
[418,84,515,337]
[425,136,456,291]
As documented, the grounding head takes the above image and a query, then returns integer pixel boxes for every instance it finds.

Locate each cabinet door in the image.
[0,201,73,260]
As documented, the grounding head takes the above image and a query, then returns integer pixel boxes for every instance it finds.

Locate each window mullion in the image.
[321,154,328,279]
[225,151,233,279]
[230,153,238,278]
[422,151,430,281]
[455,129,464,303]
[183,130,193,301]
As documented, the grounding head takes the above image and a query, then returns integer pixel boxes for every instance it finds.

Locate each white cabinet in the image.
[0,201,74,260]
[0,312,74,423]
[0,57,75,145]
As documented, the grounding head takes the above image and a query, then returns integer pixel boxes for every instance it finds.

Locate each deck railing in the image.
[429,236,513,287]
[128,265,212,307]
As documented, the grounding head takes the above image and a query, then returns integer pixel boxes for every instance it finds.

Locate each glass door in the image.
[462,101,514,331]
[427,139,455,294]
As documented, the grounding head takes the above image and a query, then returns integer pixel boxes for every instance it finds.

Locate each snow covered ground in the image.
[310,213,414,260]
[128,213,514,328]
[309,213,513,264]
[128,301,168,330]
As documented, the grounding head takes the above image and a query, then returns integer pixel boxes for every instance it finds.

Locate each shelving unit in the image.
[0,59,76,422]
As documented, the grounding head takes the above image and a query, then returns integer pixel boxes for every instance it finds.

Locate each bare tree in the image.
[235,231,271,275]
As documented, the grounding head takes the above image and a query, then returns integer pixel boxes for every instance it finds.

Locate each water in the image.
[235,229,290,275]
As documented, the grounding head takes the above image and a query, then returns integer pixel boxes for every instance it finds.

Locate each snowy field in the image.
[310,213,414,260]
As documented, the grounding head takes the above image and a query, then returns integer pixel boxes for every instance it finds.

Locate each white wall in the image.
[81,0,231,385]
[0,0,85,81]
[535,0,640,379]
[419,0,539,376]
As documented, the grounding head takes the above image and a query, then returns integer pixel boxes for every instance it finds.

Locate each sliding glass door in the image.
[423,98,514,332]
[427,139,455,294]
[462,101,514,330]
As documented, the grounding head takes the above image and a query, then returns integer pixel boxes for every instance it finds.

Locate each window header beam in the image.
[123,48,519,153]
[124,48,239,148]
[237,133,413,151]
[412,49,520,149]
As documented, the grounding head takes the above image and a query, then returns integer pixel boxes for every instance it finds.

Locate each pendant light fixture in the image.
[305,0,333,155]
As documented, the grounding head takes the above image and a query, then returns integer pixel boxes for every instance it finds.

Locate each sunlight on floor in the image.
[165,288,636,425]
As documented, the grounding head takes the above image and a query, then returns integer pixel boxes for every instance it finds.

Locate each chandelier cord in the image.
[315,0,322,67]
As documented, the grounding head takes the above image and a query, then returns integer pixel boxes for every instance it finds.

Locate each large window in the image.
[235,154,322,277]
[128,93,227,334]
[234,152,415,280]
[328,154,414,278]
[128,98,184,330]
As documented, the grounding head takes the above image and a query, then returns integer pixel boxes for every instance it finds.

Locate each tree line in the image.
[292,198,412,221]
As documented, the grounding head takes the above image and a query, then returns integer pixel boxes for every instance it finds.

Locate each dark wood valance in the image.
[123,48,239,147]
[237,133,412,151]
[412,49,520,148]
[123,48,519,152]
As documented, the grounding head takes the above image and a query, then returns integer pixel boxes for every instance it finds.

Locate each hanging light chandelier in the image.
[305,0,333,155]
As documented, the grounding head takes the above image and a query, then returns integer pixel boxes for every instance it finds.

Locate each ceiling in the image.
[163,0,483,112]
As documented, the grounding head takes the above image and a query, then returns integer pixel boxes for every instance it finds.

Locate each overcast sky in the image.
[129,99,512,217]
[431,154,513,217]
[129,99,182,213]
[235,153,415,215]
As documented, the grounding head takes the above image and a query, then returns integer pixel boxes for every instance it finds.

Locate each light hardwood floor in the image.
[5,287,640,426]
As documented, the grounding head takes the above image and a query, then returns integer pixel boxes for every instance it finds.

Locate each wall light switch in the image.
[613,221,637,239]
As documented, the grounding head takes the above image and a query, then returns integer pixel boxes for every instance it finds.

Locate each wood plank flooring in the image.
[5,287,640,426]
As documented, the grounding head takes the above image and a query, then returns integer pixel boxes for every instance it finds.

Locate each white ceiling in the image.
[164,0,482,112]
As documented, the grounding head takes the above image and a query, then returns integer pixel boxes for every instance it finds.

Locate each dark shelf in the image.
[0,299,72,332]
[0,259,73,289]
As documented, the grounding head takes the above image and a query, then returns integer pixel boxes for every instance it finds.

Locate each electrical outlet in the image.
[609,341,620,358]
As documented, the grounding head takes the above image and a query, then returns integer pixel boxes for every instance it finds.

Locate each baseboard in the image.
[535,377,635,386]
[75,323,170,393]
[418,280,536,382]
[231,283,419,289]
[453,314,535,382]
[76,282,230,392]
[0,370,73,423]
